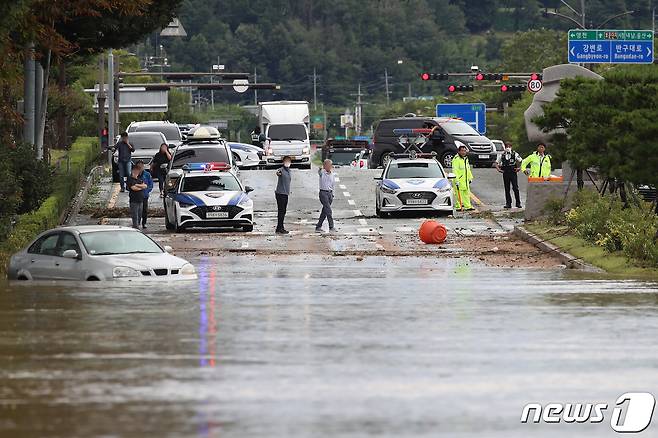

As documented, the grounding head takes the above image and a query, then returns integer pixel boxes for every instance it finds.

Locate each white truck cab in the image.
[259,101,312,169]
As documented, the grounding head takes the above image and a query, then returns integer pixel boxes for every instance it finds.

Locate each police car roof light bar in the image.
[182,162,231,172]
[392,128,433,135]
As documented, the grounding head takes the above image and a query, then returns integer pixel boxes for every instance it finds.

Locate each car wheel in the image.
[381,152,394,168]
[243,224,254,232]
[441,152,455,168]
[232,152,242,167]
[87,276,100,281]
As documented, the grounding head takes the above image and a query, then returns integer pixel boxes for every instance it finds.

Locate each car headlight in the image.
[113,266,140,278]
[180,263,196,275]
[381,186,398,194]
[302,146,310,154]
[177,201,194,208]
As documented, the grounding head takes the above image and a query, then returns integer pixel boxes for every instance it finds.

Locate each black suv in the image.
[370,116,496,168]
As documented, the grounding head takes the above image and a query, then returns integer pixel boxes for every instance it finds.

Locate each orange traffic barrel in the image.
[419,220,447,244]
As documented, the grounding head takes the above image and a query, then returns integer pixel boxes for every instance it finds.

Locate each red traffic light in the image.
[448,85,456,92]
[421,72,430,81]
[500,84,509,92]
[530,73,539,81]
[475,73,484,81]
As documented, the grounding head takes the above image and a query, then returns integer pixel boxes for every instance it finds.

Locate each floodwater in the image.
[1,255,657,438]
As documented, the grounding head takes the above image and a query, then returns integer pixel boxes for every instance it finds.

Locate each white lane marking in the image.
[343,192,351,197]
[347,199,355,206]
[241,241,249,249]
[359,218,368,226]
[353,210,363,216]
[335,177,340,182]
[358,227,374,233]
[339,184,347,189]
[396,227,414,232]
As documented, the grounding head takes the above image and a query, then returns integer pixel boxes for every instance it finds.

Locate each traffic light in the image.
[476,73,504,81]
[420,73,450,81]
[500,84,526,92]
[530,73,543,81]
[448,84,474,92]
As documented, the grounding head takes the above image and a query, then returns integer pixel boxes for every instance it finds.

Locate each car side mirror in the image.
[164,245,173,253]
[62,249,80,259]
[447,172,456,179]
[245,186,254,193]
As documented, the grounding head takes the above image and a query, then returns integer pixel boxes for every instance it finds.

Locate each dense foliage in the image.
[536,65,658,187]
[152,0,652,105]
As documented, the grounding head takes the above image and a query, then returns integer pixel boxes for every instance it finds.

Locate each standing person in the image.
[136,161,153,229]
[274,156,292,234]
[315,159,336,233]
[251,126,267,148]
[451,145,474,211]
[521,143,552,179]
[495,141,523,209]
[151,143,172,197]
[115,132,134,193]
[127,165,147,229]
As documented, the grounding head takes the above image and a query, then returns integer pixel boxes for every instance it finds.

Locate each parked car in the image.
[370,116,496,169]
[7,225,196,281]
[374,156,455,217]
[322,138,369,166]
[111,131,169,182]
[228,142,264,169]
[164,164,254,232]
[127,121,183,149]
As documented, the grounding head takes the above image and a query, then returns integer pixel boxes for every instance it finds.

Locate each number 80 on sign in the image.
[527,79,543,93]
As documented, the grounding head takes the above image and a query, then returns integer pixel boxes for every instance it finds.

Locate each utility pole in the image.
[254,67,258,105]
[353,83,365,136]
[313,67,317,111]
[97,55,106,154]
[23,43,36,147]
[384,68,390,105]
[107,49,115,159]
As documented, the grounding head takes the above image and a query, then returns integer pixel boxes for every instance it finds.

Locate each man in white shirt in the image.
[495,141,523,209]
[315,159,336,232]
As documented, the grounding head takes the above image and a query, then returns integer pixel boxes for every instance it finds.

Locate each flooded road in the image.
[1,255,657,437]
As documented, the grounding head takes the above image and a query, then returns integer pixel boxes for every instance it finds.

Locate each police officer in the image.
[451,145,474,211]
[496,141,522,209]
[251,126,267,148]
[521,143,552,179]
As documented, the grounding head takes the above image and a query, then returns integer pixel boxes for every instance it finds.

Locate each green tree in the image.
[536,65,658,187]
[500,29,567,72]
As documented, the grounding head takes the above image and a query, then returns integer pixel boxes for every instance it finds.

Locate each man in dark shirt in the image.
[115,132,134,192]
[127,165,147,229]
[274,156,292,234]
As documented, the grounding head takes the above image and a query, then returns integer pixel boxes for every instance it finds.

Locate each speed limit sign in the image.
[527,79,543,93]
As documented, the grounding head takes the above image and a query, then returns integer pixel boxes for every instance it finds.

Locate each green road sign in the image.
[569,30,653,41]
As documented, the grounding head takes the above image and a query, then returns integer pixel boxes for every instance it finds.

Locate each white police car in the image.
[375,156,455,217]
[164,162,254,232]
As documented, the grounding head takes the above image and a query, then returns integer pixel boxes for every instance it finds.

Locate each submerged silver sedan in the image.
[7,225,196,281]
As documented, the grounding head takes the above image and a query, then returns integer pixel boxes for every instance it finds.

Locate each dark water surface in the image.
[1,255,657,437]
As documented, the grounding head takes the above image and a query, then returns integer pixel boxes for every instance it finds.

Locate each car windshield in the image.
[172,148,229,169]
[268,124,307,141]
[128,134,164,149]
[330,151,360,165]
[440,120,480,136]
[387,162,445,179]
[182,175,242,192]
[133,125,182,141]
[80,231,163,255]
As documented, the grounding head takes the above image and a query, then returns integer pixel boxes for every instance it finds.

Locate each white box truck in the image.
[258,101,312,169]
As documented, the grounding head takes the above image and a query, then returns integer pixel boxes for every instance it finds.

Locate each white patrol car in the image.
[164,162,254,232]
[375,155,456,217]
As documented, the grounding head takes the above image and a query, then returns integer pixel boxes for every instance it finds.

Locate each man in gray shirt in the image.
[275,156,292,234]
[315,159,336,232]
